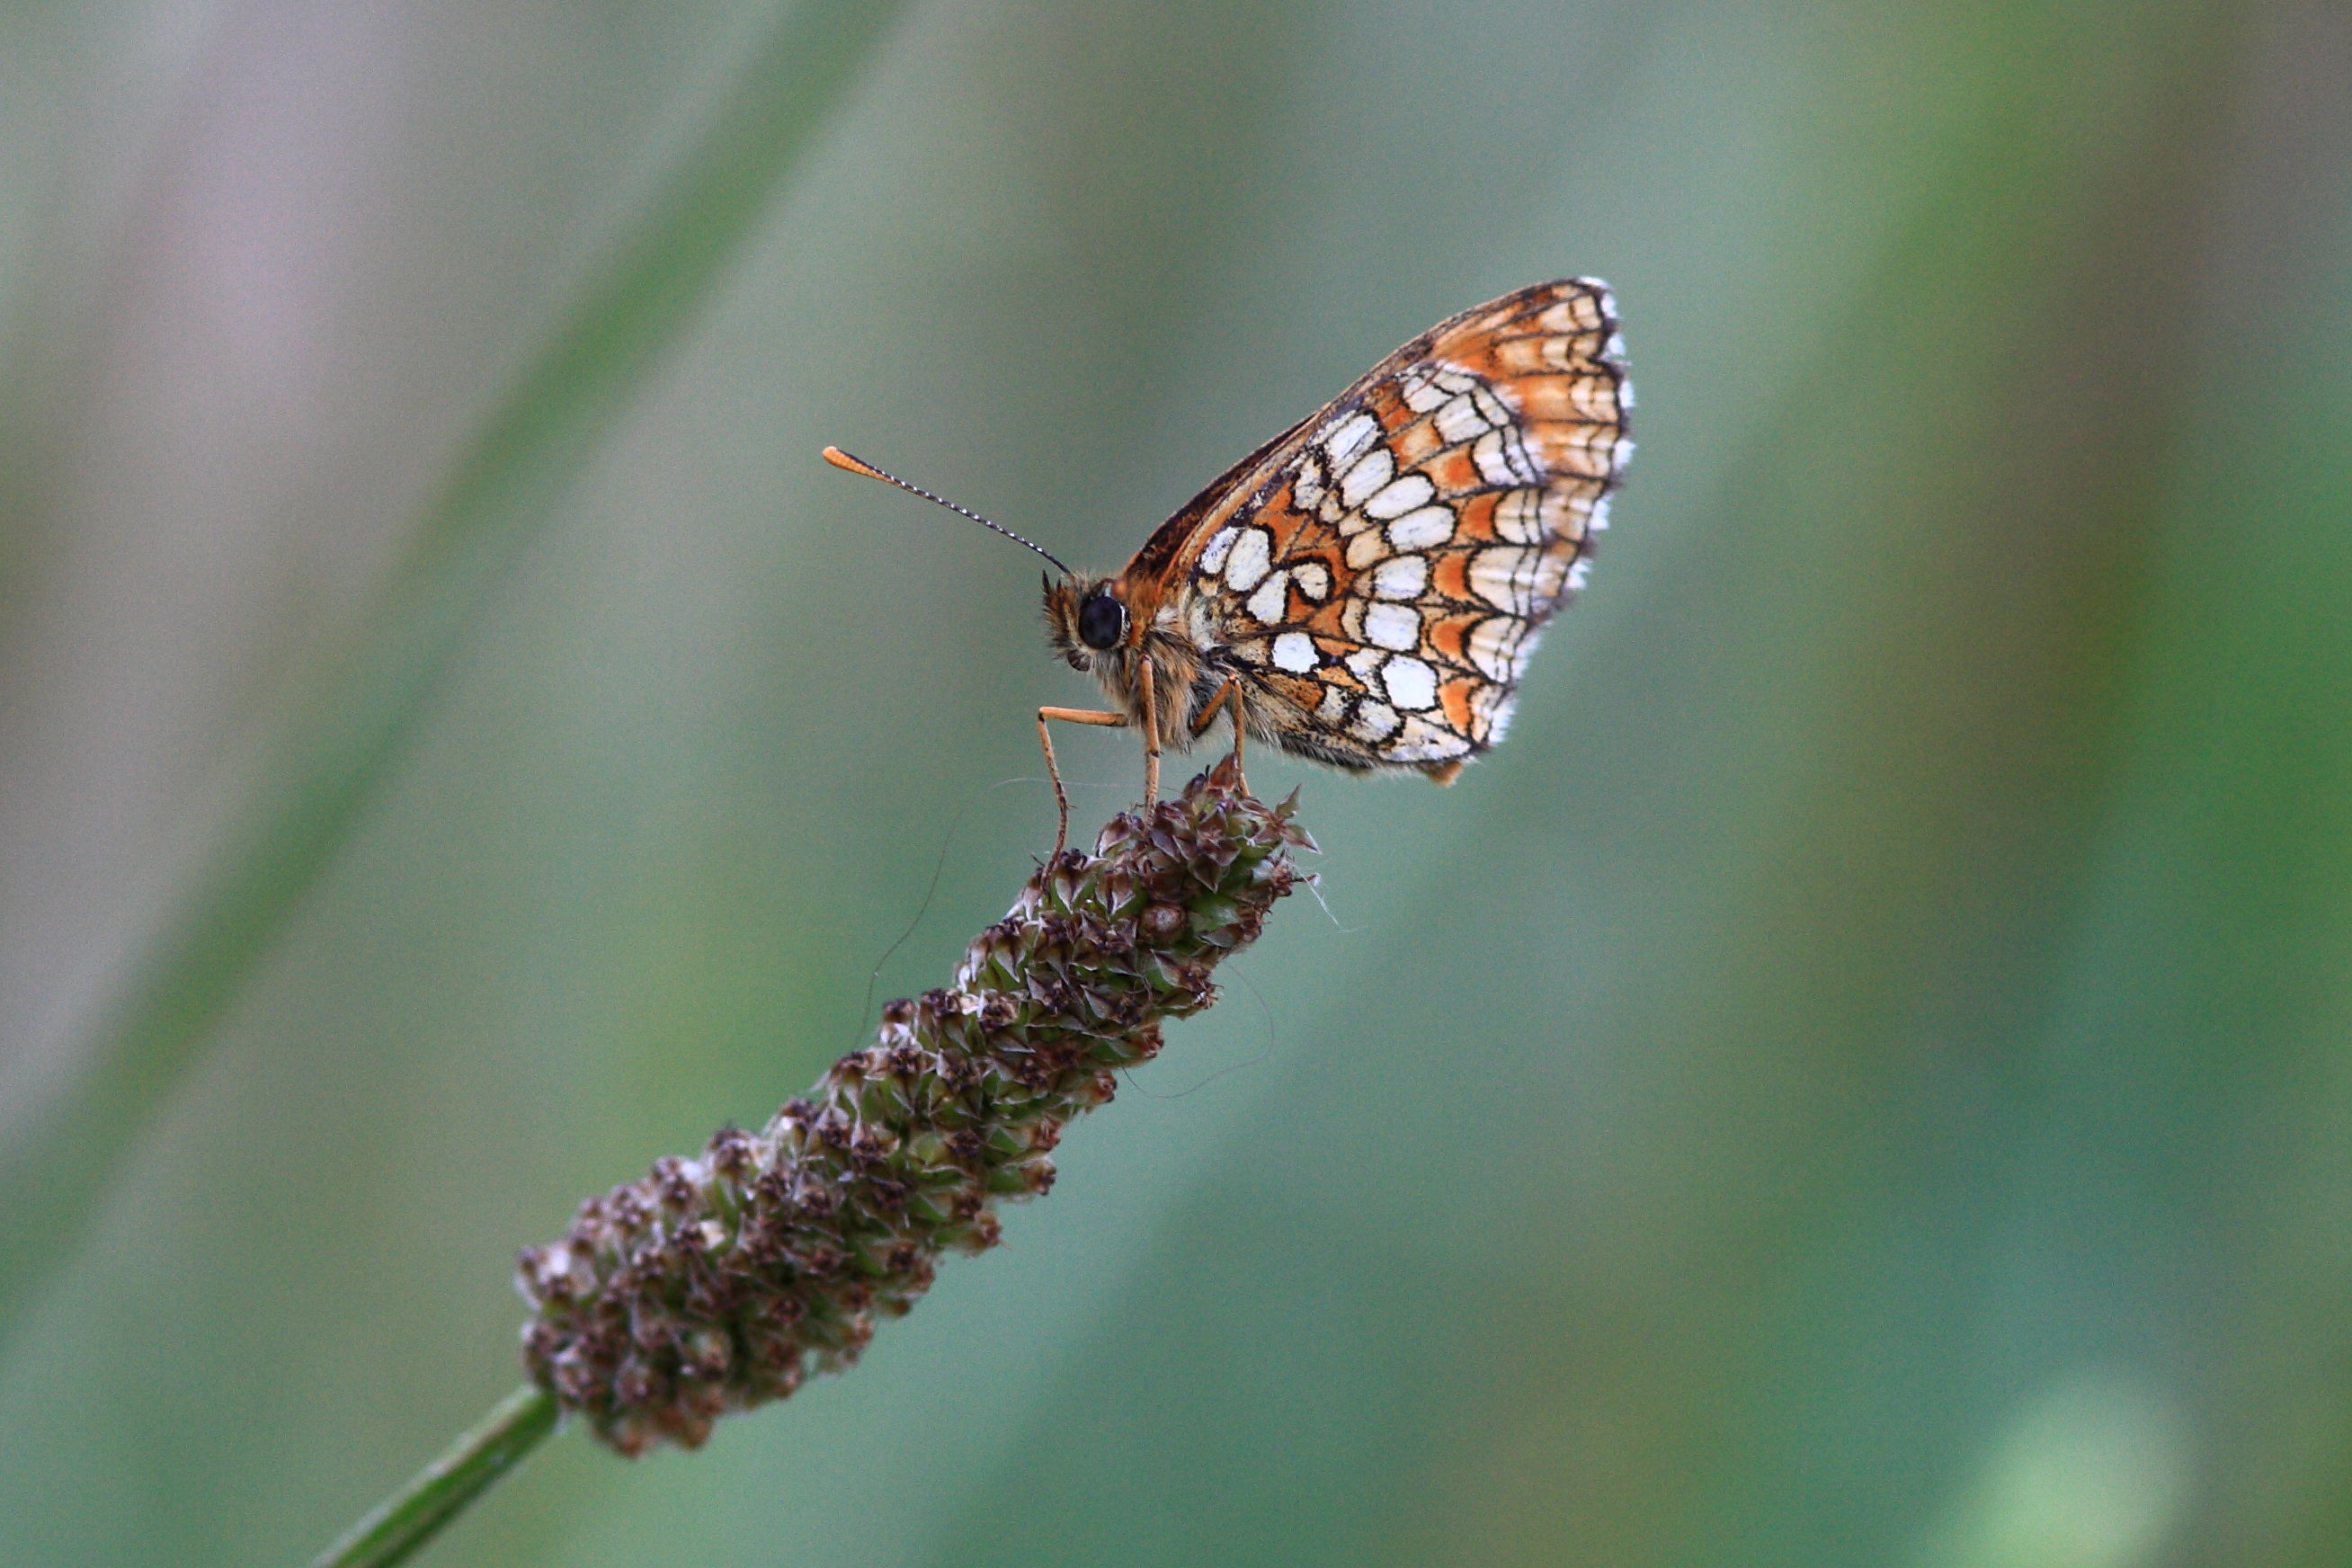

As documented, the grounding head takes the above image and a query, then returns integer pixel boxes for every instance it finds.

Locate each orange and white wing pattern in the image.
[1178,278,1630,775]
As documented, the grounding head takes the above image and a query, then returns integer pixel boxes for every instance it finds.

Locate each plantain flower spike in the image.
[516,759,1312,1454]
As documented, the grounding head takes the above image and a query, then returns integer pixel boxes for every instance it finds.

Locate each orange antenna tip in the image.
[816,444,1073,575]
[821,445,885,479]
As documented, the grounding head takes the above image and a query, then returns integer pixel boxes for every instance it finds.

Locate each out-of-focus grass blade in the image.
[0,0,909,1340]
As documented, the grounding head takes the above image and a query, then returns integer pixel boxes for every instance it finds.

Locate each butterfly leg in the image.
[1137,658,1163,808]
[1187,676,1249,792]
[1038,706,1127,860]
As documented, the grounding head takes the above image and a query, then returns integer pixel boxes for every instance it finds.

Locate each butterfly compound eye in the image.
[1077,591,1128,651]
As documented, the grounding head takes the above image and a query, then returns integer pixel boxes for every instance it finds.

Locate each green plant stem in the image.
[0,0,910,1343]
[309,1386,558,1568]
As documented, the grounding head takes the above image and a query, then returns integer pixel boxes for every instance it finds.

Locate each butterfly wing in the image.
[1132,278,1631,774]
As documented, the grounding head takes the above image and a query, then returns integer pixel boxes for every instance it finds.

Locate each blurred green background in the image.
[3,1,2348,1564]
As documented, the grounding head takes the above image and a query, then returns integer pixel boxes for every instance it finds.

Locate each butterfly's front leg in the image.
[1136,658,1163,808]
[1037,706,1127,859]
[1187,675,1248,792]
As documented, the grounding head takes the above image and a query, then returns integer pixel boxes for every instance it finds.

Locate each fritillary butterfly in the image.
[826,278,1632,853]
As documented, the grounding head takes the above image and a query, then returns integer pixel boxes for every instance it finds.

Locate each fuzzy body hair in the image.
[1042,573,1378,773]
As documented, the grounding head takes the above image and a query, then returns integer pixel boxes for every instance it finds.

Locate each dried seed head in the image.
[518,761,1311,1453]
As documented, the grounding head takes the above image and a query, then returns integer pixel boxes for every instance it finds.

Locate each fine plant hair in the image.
[513,759,1311,1454]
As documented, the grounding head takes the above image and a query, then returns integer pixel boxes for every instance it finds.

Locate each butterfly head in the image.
[1042,574,1132,672]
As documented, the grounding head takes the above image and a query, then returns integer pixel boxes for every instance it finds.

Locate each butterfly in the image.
[825,278,1631,855]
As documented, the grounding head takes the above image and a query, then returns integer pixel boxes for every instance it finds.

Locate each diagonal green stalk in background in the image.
[0,0,909,1340]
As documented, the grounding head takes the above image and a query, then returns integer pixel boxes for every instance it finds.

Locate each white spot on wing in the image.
[1401,365,1480,413]
[1434,394,1489,445]
[1386,505,1454,551]
[1337,447,1394,508]
[1223,527,1273,592]
[1401,371,1449,414]
[1322,412,1379,470]
[1291,562,1331,601]
[1382,655,1438,711]
[1245,568,1289,625]
[1369,555,1427,600]
[1197,528,1236,575]
[1363,472,1434,520]
[1349,701,1400,744]
[1364,602,1420,651]
[1343,647,1385,683]
[1271,631,1318,673]
[1291,452,1327,510]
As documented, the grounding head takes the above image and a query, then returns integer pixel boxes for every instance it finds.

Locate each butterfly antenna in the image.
[822,446,1072,576]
